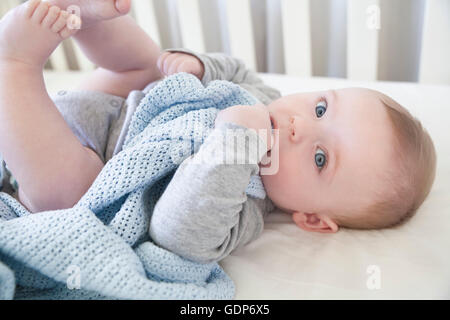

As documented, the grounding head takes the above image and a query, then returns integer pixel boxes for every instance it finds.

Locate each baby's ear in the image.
[292,212,339,233]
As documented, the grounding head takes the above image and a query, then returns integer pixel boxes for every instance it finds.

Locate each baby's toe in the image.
[25,0,41,18]
[30,1,51,24]
[51,10,69,34]
[41,6,61,29]
[66,13,82,32]
[115,0,132,15]
[59,16,80,39]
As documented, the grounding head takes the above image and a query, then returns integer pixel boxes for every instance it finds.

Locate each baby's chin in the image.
[259,170,277,198]
[259,150,272,169]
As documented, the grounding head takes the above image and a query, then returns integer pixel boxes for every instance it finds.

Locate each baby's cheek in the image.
[284,155,315,197]
[267,158,296,194]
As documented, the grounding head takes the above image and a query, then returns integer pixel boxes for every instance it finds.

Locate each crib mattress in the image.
[44,72,450,299]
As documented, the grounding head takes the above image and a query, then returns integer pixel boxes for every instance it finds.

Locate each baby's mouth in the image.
[262,113,276,166]
[260,151,271,168]
[269,112,278,132]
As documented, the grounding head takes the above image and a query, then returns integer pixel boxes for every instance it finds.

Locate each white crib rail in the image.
[132,0,161,46]
[222,0,257,71]
[347,0,379,81]
[176,0,205,53]
[280,0,312,77]
[419,0,450,84]
[0,0,448,85]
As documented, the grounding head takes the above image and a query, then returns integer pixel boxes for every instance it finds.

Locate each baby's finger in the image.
[157,52,171,74]
[177,60,192,73]
[178,59,203,80]
[162,53,180,75]
[167,57,185,75]
[177,60,200,78]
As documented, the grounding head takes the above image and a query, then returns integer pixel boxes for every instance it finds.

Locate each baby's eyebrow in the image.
[326,90,340,184]
[328,146,340,184]
[329,89,338,103]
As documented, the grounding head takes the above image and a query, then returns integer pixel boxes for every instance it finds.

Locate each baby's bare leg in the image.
[0,0,104,212]
[48,0,163,98]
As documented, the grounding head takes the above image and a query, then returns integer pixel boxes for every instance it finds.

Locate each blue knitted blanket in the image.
[0,73,261,300]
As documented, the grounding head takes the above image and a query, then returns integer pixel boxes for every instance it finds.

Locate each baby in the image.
[0,0,437,263]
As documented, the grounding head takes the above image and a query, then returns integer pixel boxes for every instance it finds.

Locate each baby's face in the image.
[261,88,395,229]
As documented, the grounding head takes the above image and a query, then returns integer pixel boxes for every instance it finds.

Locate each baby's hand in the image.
[157,52,205,80]
[215,104,274,151]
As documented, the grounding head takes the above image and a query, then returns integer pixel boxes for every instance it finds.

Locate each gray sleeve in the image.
[149,123,269,263]
[165,49,281,105]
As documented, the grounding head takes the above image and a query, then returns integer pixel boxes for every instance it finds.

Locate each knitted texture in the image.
[0,73,264,300]
[0,159,3,191]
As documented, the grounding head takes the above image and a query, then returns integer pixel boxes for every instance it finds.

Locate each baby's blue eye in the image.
[315,148,327,170]
[315,100,327,118]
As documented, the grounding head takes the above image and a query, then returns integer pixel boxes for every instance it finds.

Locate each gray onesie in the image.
[1,50,282,263]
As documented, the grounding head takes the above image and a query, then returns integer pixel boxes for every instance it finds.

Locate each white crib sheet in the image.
[44,72,450,299]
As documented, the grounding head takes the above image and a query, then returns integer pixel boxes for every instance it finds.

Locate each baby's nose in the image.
[288,115,308,143]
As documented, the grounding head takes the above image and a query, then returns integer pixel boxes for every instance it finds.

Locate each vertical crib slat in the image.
[176,0,205,53]
[49,42,70,72]
[5,0,21,13]
[132,0,161,46]
[223,0,257,71]
[0,2,9,16]
[280,0,312,77]
[198,0,225,53]
[419,0,450,84]
[346,0,379,81]
[70,39,96,71]
[0,0,19,19]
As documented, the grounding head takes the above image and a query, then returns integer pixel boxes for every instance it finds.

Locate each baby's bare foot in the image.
[0,0,80,67]
[47,0,132,29]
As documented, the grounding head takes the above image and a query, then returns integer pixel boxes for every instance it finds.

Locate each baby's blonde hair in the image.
[336,92,437,230]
